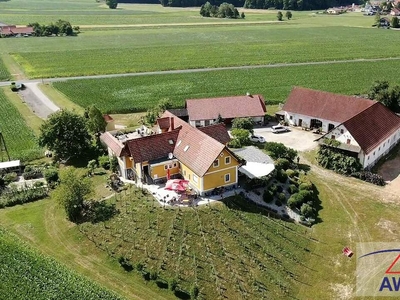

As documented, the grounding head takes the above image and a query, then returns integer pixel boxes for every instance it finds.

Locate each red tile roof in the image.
[125,130,180,163]
[0,26,34,35]
[103,114,113,123]
[157,117,171,130]
[283,87,376,123]
[342,103,400,154]
[186,94,266,121]
[162,111,228,176]
[100,132,125,157]
[198,123,231,144]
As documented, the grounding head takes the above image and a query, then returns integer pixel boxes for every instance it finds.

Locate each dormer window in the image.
[184,145,190,152]
[168,139,174,145]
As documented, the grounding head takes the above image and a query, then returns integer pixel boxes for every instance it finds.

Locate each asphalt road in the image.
[1,56,400,87]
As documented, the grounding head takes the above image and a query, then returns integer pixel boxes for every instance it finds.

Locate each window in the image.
[164,165,168,170]
[346,139,351,144]
[367,156,369,161]
[173,162,177,168]
[225,156,231,165]
[193,175,198,183]
[379,147,380,151]
[224,174,230,183]
[289,116,293,120]
[168,164,172,169]
[188,174,191,180]
[340,129,344,134]
[373,152,375,156]
[331,135,335,140]
[213,159,219,168]
[183,170,186,176]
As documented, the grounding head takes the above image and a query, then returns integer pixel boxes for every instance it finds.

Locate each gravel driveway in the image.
[253,124,321,152]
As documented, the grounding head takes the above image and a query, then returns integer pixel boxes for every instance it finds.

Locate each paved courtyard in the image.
[253,124,321,152]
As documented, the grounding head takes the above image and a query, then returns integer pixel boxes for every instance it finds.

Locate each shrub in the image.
[269,184,277,194]
[278,192,286,202]
[3,172,18,185]
[263,190,274,203]
[23,167,43,180]
[136,262,144,272]
[118,256,134,272]
[300,203,315,218]
[142,271,150,281]
[275,199,282,206]
[289,184,298,194]
[276,169,288,183]
[276,185,283,193]
[169,278,178,291]
[299,182,313,191]
[110,156,119,173]
[43,168,59,185]
[351,171,386,186]
[191,285,199,299]
[98,155,110,170]
[275,158,290,170]
[286,169,299,178]
[264,142,297,162]
[150,270,158,281]
[0,186,48,208]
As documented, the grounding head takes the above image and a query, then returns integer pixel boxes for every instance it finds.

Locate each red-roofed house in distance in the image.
[0,24,34,37]
[282,87,400,168]
[185,93,267,127]
[100,112,242,196]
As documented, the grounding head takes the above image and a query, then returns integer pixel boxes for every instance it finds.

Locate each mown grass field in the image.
[52,59,400,113]
[0,227,123,300]
[7,24,398,79]
[80,192,313,299]
[0,89,41,161]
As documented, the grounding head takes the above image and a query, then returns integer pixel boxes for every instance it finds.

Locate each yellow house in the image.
[100,111,242,195]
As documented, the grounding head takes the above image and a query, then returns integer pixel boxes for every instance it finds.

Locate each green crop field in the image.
[0,57,11,81]
[80,189,313,299]
[0,89,41,161]
[0,227,124,299]
[7,25,399,79]
[52,59,400,114]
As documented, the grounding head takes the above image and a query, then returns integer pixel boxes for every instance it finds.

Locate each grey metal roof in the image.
[231,146,274,164]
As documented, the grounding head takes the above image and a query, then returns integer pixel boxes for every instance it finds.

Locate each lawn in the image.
[0,88,42,161]
[6,25,399,79]
[52,59,400,114]
[0,227,123,300]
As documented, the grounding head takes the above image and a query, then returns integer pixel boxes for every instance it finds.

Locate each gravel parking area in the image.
[253,124,321,152]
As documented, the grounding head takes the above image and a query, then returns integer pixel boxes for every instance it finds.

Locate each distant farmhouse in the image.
[185,94,267,127]
[280,87,400,169]
[0,23,34,37]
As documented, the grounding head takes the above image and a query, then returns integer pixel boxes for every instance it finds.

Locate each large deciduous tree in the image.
[232,117,254,134]
[53,167,93,223]
[86,105,107,134]
[277,11,283,21]
[368,80,400,113]
[39,110,92,161]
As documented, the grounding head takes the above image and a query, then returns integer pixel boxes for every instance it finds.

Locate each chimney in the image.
[246,92,252,97]
[170,117,174,131]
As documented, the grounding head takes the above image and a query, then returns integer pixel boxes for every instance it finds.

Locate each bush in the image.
[351,171,386,186]
[299,182,313,191]
[278,192,286,202]
[276,169,288,183]
[191,285,199,299]
[269,184,277,194]
[110,156,119,173]
[3,172,18,185]
[22,167,43,180]
[275,158,290,170]
[169,278,178,291]
[264,142,297,162]
[275,199,282,206]
[263,190,274,203]
[136,262,144,272]
[289,184,298,194]
[276,185,283,193]
[286,169,299,178]
[43,168,59,185]
[0,186,48,208]
[118,256,134,272]
[98,155,110,170]
[150,270,158,281]
[300,203,315,218]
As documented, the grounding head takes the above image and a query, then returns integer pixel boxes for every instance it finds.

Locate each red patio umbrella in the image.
[165,180,187,192]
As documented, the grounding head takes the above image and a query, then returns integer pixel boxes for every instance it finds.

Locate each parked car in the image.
[249,134,265,143]
[271,125,290,134]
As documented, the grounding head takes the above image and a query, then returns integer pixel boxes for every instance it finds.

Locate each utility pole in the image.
[0,132,10,162]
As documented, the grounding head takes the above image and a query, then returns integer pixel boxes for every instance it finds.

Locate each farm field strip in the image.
[52,59,400,114]
[79,188,314,299]
[0,227,124,300]
[0,57,11,81]
[7,25,400,79]
[0,89,41,161]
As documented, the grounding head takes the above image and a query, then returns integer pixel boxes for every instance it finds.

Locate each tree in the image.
[230,128,251,148]
[106,0,118,9]
[232,117,254,134]
[300,203,314,218]
[55,19,73,36]
[241,12,245,19]
[368,80,400,113]
[285,11,292,20]
[264,142,297,162]
[277,11,283,21]
[86,105,107,134]
[39,110,92,161]
[87,159,97,176]
[375,13,381,27]
[392,16,400,28]
[53,167,93,222]
[368,80,389,100]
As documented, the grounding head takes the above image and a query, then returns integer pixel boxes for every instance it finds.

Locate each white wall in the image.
[284,112,340,132]
[361,128,400,169]
[329,125,360,147]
